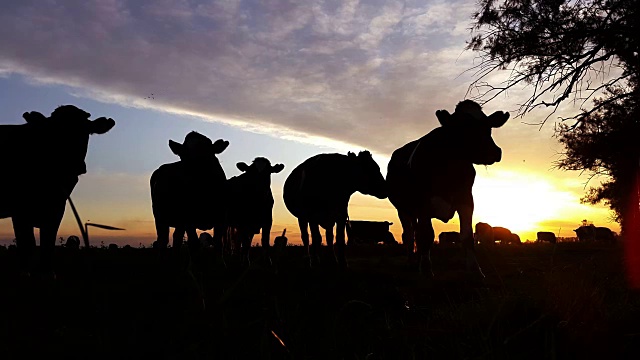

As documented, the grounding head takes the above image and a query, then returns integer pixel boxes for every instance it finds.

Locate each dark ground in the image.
[1,241,640,360]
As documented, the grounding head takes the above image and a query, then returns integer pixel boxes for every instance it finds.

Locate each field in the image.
[1,241,640,359]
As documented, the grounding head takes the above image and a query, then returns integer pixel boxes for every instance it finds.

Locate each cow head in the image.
[435,100,509,165]
[22,105,115,176]
[349,151,387,199]
[236,157,284,186]
[169,132,229,173]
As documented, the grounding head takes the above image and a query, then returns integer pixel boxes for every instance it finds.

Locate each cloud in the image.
[0,0,497,154]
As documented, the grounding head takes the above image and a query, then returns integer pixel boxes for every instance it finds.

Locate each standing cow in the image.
[226,157,284,266]
[283,151,387,268]
[574,225,616,243]
[386,100,509,277]
[475,222,495,245]
[150,132,229,251]
[438,231,461,245]
[0,105,115,276]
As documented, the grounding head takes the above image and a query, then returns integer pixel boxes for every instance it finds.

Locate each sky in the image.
[0,0,617,246]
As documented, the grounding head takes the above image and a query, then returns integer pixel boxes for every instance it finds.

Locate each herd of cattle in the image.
[438,222,617,245]
[0,100,617,278]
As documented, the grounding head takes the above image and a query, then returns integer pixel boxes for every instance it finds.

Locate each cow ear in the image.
[435,109,452,126]
[271,164,285,173]
[212,139,229,154]
[237,162,250,172]
[23,111,47,124]
[88,117,115,134]
[488,111,509,128]
[169,140,183,156]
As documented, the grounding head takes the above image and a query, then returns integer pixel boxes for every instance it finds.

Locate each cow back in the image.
[387,128,476,215]
[151,161,225,230]
[284,154,356,225]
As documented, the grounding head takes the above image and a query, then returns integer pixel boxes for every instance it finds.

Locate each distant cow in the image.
[226,157,284,266]
[493,226,521,245]
[387,100,509,276]
[574,225,616,243]
[475,222,495,245]
[0,105,115,274]
[438,231,460,245]
[536,231,557,244]
[65,235,81,250]
[150,132,229,251]
[283,151,387,267]
[346,220,397,245]
[510,233,522,245]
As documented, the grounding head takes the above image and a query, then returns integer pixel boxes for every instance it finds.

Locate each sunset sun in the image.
[473,170,577,239]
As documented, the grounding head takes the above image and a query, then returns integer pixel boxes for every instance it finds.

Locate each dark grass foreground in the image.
[1,242,640,360]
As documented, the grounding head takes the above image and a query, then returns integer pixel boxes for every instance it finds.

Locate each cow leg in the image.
[325,224,336,265]
[155,221,170,249]
[398,210,416,265]
[458,205,485,279]
[261,222,273,266]
[299,218,310,257]
[39,200,66,277]
[173,228,185,250]
[12,217,36,275]
[186,227,199,253]
[415,216,435,277]
[241,231,254,268]
[309,222,322,267]
[335,220,348,269]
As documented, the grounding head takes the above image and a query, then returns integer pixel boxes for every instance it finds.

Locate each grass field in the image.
[1,241,640,359]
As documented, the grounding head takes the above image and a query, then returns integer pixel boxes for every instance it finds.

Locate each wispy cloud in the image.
[0,0,501,154]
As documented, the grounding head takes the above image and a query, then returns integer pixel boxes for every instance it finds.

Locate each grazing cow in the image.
[536,231,557,244]
[493,226,520,245]
[226,157,284,266]
[438,231,461,245]
[509,233,522,245]
[283,151,387,267]
[150,132,229,250]
[0,105,115,275]
[574,225,616,243]
[386,100,509,277]
[475,222,495,245]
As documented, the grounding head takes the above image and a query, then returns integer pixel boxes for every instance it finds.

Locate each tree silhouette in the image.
[555,91,639,232]
[467,0,638,124]
[467,0,640,286]
[467,0,639,234]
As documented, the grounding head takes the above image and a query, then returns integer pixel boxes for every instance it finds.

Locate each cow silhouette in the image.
[536,231,557,244]
[492,226,520,245]
[475,222,495,245]
[574,225,616,243]
[0,105,115,276]
[150,132,229,251]
[283,151,387,268]
[438,231,461,245]
[225,157,284,267]
[386,100,509,277]
[65,235,81,250]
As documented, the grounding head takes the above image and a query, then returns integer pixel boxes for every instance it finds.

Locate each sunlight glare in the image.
[473,170,574,236]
